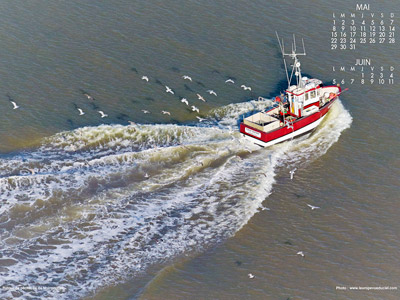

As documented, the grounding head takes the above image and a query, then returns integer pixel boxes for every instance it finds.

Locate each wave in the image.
[0,98,351,299]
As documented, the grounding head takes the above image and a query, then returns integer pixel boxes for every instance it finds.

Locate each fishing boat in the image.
[240,34,345,147]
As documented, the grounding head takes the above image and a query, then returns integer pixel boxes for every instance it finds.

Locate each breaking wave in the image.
[0,98,351,299]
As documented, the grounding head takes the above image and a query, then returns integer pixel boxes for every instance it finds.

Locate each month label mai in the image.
[331,4,395,50]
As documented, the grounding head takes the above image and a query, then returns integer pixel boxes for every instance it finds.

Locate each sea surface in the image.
[0,1,399,300]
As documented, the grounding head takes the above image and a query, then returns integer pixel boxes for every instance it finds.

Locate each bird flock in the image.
[5,68,254,128]
[133,71,253,121]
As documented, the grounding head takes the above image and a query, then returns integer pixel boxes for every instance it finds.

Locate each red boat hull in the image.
[240,96,338,147]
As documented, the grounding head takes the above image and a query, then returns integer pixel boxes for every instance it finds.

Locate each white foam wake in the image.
[0,99,351,299]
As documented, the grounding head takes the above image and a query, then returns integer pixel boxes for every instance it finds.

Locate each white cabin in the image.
[286,77,322,117]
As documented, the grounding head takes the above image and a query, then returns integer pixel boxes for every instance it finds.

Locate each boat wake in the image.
[0,99,351,299]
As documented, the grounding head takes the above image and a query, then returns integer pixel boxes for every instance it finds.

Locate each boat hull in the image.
[240,97,337,147]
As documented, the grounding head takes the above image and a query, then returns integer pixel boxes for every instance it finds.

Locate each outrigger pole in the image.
[276,32,290,88]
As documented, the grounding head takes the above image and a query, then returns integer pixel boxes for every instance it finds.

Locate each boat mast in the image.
[275,32,306,89]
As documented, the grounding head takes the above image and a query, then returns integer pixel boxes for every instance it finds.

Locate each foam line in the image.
[0,99,352,299]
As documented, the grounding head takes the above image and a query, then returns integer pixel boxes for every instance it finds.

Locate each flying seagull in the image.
[196,116,206,122]
[191,105,199,113]
[248,273,255,279]
[207,90,217,96]
[297,251,305,257]
[77,108,85,115]
[11,101,19,109]
[289,168,297,180]
[142,110,150,114]
[307,204,320,210]
[259,205,270,211]
[84,93,93,100]
[141,76,149,82]
[182,75,192,81]
[241,85,252,91]
[162,110,171,115]
[98,111,108,118]
[165,86,174,94]
[196,94,206,102]
[225,78,235,84]
[181,98,189,105]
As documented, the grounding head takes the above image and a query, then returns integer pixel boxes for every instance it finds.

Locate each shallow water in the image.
[0,1,399,300]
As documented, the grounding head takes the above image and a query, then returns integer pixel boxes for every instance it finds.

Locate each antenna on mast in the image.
[275,32,307,88]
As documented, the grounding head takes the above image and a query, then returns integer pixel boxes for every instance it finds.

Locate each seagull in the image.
[77,108,85,115]
[142,110,150,114]
[207,90,217,96]
[297,251,305,257]
[225,78,235,84]
[289,168,297,180]
[241,85,252,91]
[165,86,174,94]
[307,204,320,210]
[181,98,189,105]
[84,93,93,100]
[141,76,149,82]
[196,94,206,102]
[248,273,255,279]
[182,75,192,81]
[11,101,19,109]
[162,110,171,115]
[259,205,270,211]
[98,111,108,118]
[28,169,35,175]
[144,173,150,178]
[191,106,199,113]
[196,116,206,122]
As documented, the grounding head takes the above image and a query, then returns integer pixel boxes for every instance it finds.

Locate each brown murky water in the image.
[0,1,398,299]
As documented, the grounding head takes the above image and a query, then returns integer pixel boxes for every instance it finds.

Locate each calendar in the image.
[330,3,396,86]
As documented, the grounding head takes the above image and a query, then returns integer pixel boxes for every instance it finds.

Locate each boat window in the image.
[305,92,309,100]
[310,90,316,98]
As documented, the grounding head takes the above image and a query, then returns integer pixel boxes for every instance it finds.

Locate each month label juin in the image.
[332,58,395,85]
